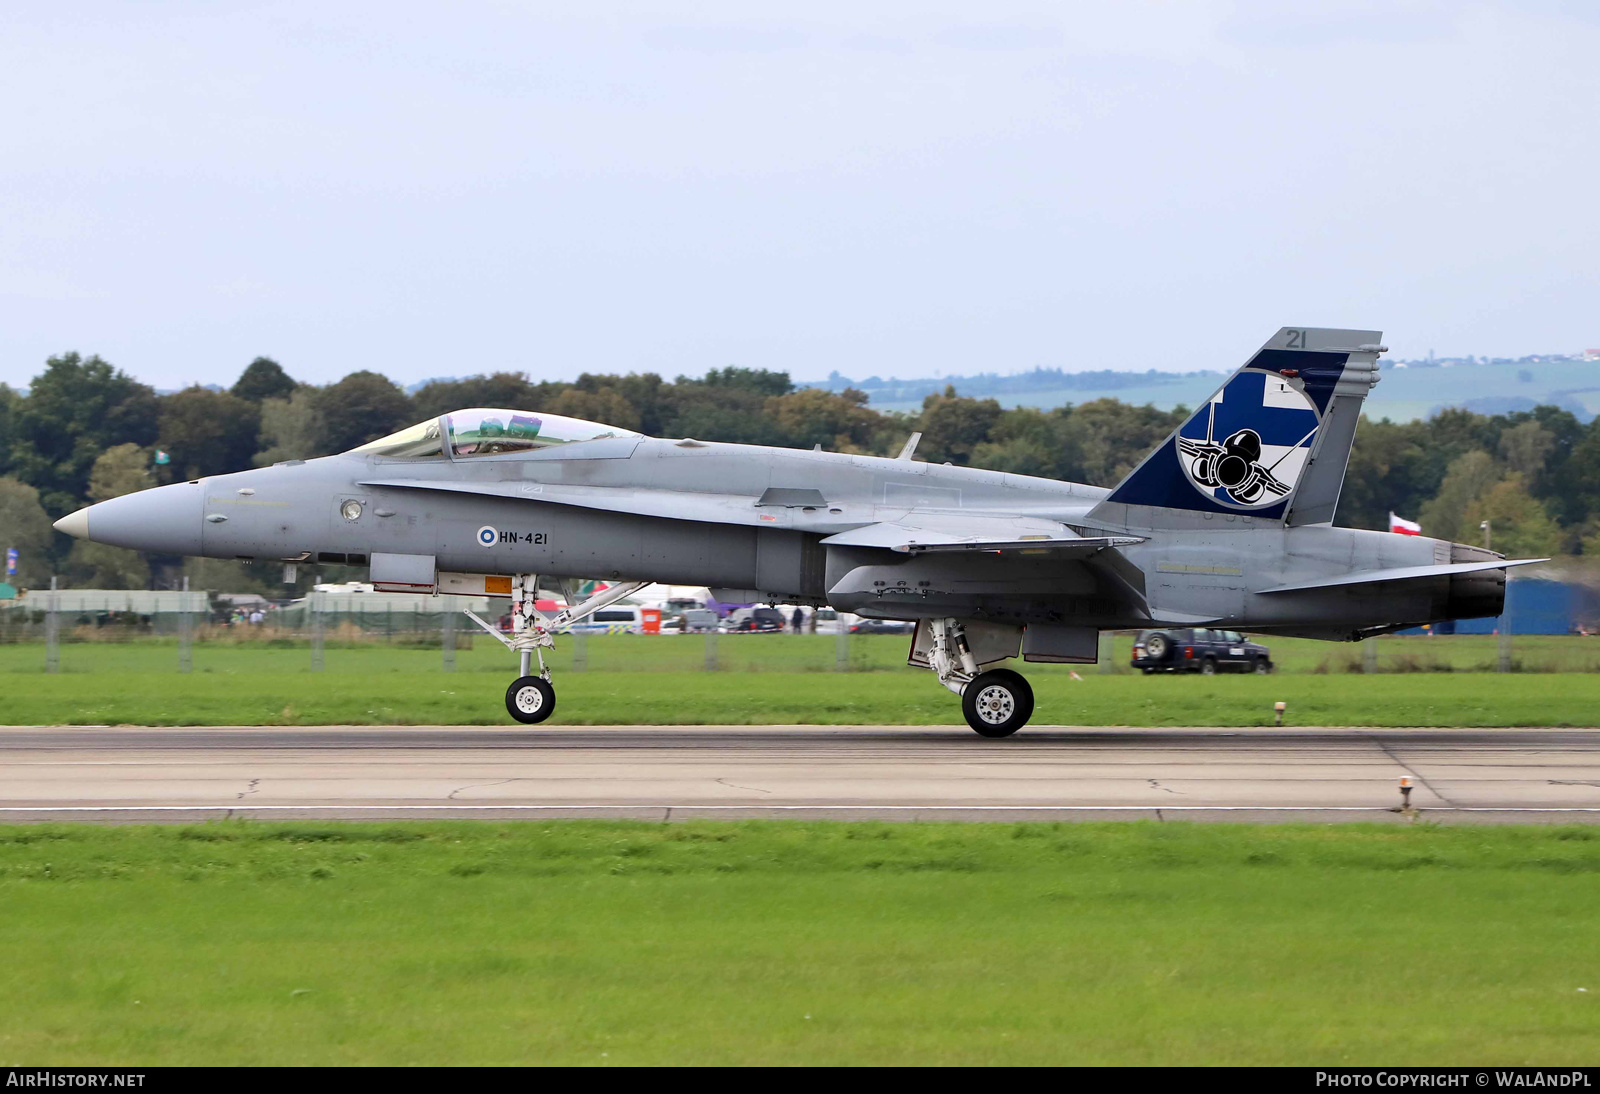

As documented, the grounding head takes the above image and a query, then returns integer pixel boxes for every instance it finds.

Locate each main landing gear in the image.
[466,575,649,724]
[922,618,1035,738]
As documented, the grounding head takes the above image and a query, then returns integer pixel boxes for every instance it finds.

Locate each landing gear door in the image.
[370,552,437,594]
[907,620,1023,670]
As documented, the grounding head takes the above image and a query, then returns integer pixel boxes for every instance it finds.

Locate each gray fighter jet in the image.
[55,327,1544,736]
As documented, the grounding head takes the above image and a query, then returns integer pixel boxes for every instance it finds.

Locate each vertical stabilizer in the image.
[1090,327,1385,528]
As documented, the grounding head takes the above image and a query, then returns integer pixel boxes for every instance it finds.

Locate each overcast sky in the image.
[2,1,1597,392]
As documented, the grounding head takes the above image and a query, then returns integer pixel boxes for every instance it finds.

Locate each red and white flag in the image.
[1389,512,1422,535]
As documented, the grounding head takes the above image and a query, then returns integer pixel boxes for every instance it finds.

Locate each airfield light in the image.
[1273,701,1286,727]
[1398,776,1416,816]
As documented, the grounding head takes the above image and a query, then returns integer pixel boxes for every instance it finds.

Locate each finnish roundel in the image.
[1176,370,1320,509]
[476,525,498,547]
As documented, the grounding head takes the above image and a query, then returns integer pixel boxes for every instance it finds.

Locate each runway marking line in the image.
[5,804,1600,814]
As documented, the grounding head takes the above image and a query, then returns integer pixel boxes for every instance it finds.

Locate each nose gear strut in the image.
[464,574,650,724]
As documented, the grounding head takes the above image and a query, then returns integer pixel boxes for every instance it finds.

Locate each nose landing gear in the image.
[465,575,649,725]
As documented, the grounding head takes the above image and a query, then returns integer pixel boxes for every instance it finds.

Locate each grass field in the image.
[4,668,1600,726]
[3,638,1600,726]
[2,820,1598,1065]
[9,631,1600,675]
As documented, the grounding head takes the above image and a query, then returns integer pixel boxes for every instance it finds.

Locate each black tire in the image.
[505,675,555,724]
[1199,657,1217,676]
[1144,633,1170,659]
[1254,658,1272,675]
[1141,667,1156,675]
[988,668,1035,726]
[961,669,1033,738]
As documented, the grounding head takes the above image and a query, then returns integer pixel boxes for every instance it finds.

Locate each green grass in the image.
[3,636,1599,726]
[2,820,1598,1065]
[4,656,1600,727]
[8,631,1600,675]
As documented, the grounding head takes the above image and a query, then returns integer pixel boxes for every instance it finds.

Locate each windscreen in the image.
[351,418,446,458]
[446,408,641,458]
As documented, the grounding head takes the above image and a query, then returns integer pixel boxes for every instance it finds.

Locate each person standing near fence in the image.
[791,606,804,634]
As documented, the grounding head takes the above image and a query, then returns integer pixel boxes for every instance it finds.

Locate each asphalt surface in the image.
[3,725,1600,823]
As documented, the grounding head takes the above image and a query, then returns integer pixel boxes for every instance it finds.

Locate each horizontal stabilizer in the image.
[1259,558,1547,595]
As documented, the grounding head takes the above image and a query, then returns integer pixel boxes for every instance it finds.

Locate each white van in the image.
[561,606,644,635]
[812,608,857,634]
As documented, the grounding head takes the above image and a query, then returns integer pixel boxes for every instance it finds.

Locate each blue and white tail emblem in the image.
[1176,371,1319,510]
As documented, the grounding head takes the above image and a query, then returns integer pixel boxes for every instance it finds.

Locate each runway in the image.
[4,725,1600,823]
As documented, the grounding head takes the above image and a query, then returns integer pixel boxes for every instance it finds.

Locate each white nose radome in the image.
[53,508,90,539]
[56,482,205,556]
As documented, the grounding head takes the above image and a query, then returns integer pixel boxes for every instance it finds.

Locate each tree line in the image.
[2,351,1598,590]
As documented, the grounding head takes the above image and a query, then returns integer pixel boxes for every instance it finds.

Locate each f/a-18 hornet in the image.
[56,327,1543,736]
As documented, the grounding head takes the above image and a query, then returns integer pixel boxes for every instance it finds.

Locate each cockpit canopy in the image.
[352,408,642,459]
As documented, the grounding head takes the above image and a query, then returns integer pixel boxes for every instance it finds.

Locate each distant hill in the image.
[396,354,1598,424]
[804,355,1600,424]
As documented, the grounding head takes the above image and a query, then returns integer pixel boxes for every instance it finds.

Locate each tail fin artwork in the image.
[1090,327,1385,527]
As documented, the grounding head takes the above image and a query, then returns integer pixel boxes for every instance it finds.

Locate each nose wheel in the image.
[506,676,556,724]
[465,574,651,727]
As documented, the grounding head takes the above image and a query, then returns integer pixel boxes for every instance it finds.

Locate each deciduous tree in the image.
[230,357,297,403]
[1420,451,1503,544]
[915,387,1003,466]
[158,387,262,480]
[764,388,879,451]
[7,353,159,516]
[0,477,55,587]
[1463,475,1562,558]
[314,372,413,454]
[253,389,322,466]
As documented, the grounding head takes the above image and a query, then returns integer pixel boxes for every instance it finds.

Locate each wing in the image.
[820,512,1142,555]
[359,478,1109,544]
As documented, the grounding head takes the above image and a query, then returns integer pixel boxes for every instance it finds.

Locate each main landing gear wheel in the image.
[962,669,1034,738]
[506,676,556,724]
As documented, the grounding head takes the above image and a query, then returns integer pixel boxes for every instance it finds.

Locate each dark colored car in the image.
[1132,628,1273,675]
[722,607,786,633]
[848,618,915,635]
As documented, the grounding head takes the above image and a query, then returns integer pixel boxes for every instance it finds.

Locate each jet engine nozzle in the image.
[1443,540,1508,622]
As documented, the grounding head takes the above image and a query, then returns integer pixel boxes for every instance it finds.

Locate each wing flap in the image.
[1259,557,1547,594]
[901,536,1144,555]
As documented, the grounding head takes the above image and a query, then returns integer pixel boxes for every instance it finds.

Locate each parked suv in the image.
[1131,628,1273,675]
[721,607,786,633]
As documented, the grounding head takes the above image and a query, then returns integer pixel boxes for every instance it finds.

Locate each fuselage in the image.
[66,431,1499,639]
